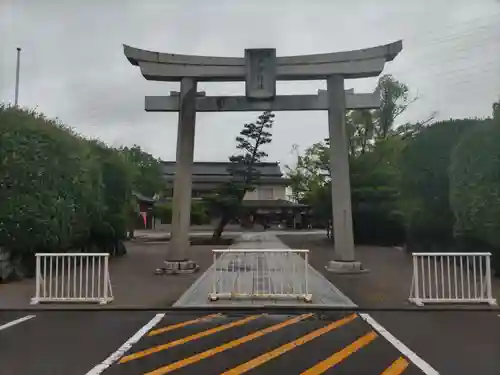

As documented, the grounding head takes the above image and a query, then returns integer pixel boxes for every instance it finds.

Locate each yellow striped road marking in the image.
[381,357,410,375]
[221,313,358,375]
[148,314,221,337]
[144,313,314,375]
[119,314,261,364]
[300,331,378,375]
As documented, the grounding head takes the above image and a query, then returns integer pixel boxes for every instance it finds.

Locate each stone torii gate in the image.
[124,41,403,273]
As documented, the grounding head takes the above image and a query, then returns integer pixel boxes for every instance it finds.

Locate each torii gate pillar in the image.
[169,77,197,263]
[326,75,358,269]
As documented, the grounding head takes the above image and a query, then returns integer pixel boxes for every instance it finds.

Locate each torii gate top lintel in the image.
[123,40,402,82]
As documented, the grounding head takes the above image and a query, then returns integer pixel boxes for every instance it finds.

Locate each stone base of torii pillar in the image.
[325,260,369,274]
[155,259,200,275]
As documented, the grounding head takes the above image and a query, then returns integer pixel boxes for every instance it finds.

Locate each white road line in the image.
[359,313,440,375]
[85,313,165,375]
[0,315,36,331]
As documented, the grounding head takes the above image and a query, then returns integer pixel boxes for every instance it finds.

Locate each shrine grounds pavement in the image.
[279,234,500,375]
[1,310,432,375]
[0,233,499,375]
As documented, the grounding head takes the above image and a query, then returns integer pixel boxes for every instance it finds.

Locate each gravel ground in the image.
[0,241,226,309]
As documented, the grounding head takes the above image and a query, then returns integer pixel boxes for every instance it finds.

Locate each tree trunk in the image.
[212,215,230,241]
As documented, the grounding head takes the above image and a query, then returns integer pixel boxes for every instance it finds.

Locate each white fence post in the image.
[410,254,423,306]
[209,251,218,301]
[485,254,494,305]
[102,254,109,304]
[409,252,497,306]
[304,252,309,298]
[33,254,41,304]
[208,249,312,302]
[30,253,114,305]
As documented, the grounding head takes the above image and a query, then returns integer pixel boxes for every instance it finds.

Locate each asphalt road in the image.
[0,310,444,375]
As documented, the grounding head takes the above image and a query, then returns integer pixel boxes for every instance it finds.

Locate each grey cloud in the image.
[1,0,499,167]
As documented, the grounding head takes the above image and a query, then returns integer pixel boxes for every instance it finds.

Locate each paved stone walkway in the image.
[174,232,355,307]
[133,229,326,240]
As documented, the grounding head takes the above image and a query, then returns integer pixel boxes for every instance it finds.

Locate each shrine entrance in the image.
[123,41,403,273]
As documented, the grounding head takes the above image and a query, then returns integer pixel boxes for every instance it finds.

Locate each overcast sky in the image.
[1,0,499,169]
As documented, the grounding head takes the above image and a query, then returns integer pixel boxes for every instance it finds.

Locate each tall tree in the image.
[343,74,419,160]
[287,141,329,202]
[346,110,375,156]
[375,74,416,138]
[119,145,164,198]
[493,98,500,122]
[204,111,274,240]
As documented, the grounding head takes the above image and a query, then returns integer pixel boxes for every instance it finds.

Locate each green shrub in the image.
[0,105,134,279]
[86,140,134,254]
[0,106,97,253]
[191,201,210,225]
[0,106,102,276]
[153,201,210,225]
[153,202,172,224]
[449,119,500,274]
[350,138,405,245]
[398,119,481,250]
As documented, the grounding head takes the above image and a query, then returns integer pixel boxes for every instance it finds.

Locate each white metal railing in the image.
[209,249,312,302]
[409,252,497,306]
[31,253,113,305]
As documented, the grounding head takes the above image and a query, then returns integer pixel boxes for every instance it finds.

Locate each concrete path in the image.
[174,232,355,307]
[133,229,326,240]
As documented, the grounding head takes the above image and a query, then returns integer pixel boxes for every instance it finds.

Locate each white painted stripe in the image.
[85,313,165,375]
[0,315,36,331]
[359,313,440,375]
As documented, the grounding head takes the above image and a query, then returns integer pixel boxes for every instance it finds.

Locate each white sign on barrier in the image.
[209,249,312,302]
[409,252,497,306]
[31,253,113,305]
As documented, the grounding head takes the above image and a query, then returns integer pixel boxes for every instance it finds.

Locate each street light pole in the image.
[14,47,21,106]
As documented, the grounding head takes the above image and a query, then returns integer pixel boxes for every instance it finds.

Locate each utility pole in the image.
[15,47,21,106]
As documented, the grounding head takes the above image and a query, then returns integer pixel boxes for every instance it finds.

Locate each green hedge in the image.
[86,140,134,250]
[398,119,481,250]
[0,106,133,280]
[153,201,210,225]
[153,202,172,223]
[1,107,95,253]
[350,138,405,245]
[449,120,500,274]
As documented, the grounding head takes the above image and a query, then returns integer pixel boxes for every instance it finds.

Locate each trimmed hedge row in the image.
[0,105,133,281]
[398,117,500,274]
[153,201,210,225]
[449,119,500,274]
[350,138,406,246]
[398,119,481,250]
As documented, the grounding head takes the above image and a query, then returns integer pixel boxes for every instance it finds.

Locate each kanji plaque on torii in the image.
[245,48,276,100]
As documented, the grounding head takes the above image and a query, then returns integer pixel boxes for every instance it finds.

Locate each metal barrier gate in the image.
[209,249,312,302]
[409,252,497,306]
[31,253,113,305]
